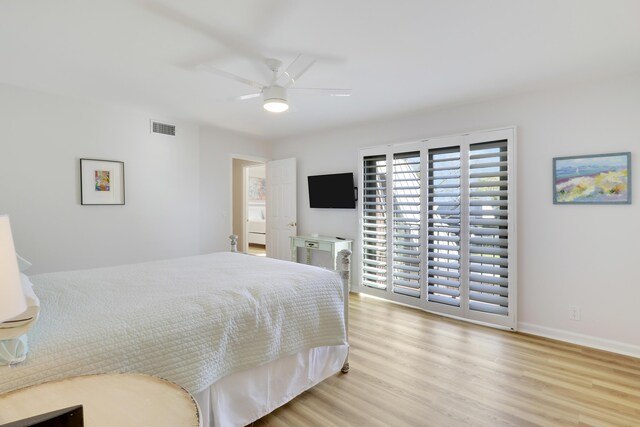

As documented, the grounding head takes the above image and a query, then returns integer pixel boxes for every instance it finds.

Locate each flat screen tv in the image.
[308,172,357,209]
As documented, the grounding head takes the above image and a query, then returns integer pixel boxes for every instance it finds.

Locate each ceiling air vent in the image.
[151,120,176,136]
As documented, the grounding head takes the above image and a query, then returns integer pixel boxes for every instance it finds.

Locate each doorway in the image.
[232,158,266,255]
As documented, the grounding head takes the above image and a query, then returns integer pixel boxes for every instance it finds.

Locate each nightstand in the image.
[0,373,201,427]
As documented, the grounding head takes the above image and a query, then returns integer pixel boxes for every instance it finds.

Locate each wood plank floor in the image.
[254,294,640,426]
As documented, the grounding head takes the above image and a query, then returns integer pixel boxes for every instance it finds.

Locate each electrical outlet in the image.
[569,305,581,321]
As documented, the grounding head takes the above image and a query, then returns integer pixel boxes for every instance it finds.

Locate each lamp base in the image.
[0,335,28,365]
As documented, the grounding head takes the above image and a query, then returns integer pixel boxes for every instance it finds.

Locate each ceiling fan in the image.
[198,55,351,113]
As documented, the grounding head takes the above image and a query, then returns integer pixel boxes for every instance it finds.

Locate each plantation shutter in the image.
[362,154,388,290]
[468,139,510,316]
[359,128,516,330]
[392,152,421,298]
[426,146,462,307]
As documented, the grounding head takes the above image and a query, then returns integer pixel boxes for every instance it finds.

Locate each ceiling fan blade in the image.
[197,64,265,90]
[232,93,262,101]
[288,88,352,96]
[133,0,265,62]
[277,54,316,87]
[269,49,346,65]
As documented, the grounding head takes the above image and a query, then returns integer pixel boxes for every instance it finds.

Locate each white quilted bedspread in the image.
[0,253,346,394]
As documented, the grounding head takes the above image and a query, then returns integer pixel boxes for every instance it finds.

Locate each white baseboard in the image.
[518,322,640,359]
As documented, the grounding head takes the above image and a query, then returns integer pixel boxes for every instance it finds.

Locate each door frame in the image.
[230,154,268,253]
[243,163,267,253]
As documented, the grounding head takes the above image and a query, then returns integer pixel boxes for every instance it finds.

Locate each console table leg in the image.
[338,249,352,375]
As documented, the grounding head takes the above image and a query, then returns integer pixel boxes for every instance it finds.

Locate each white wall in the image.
[272,73,640,356]
[199,127,270,254]
[0,84,201,274]
[0,84,273,273]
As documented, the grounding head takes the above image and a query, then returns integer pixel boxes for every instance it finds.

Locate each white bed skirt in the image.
[194,345,349,427]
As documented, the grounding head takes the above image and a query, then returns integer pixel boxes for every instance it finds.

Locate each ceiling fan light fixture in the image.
[264,100,288,113]
[263,85,289,113]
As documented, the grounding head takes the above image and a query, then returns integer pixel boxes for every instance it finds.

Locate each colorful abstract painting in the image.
[553,152,631,204]
[95,170,111,192]
[81,159,124,205]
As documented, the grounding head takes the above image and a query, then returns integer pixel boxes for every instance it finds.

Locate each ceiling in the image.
[1,0,640,140]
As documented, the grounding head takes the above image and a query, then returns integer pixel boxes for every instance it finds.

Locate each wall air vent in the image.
[151,120,176,136]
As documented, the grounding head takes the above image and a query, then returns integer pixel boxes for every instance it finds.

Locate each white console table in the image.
[290,235,353,285]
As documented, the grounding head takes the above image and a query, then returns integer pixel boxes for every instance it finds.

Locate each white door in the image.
[266,158,297,260]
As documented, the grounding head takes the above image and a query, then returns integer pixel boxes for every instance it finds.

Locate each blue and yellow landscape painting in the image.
[554,153,630,203]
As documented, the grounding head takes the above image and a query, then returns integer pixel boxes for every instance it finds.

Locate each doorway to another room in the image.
[232,158,267,256]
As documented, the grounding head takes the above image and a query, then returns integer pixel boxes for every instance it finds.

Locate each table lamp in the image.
[0,215,26,323]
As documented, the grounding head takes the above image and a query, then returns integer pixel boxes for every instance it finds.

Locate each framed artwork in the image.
[80,159,125,205]
[553,152,631,204]
[248,176,266,202]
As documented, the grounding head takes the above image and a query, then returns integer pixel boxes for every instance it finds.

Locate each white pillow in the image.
[16,253,32,272]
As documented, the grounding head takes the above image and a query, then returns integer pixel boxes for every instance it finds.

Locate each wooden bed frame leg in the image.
[338,249,352,374]
[229,234,239,253]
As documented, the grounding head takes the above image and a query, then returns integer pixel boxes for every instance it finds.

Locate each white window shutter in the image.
[467,137,512,321]
[392,152,421,298]
[362,154,388,290]
[426,146,462,307]
[359,128,516,330]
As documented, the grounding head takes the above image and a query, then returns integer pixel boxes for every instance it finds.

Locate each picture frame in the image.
[553,152,631,204]
[247,176,266,202]
[80,159,125,205]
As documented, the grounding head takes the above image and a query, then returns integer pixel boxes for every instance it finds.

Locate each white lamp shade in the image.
[0,216,26,322]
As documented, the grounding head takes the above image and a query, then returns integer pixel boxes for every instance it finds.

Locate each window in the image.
[392,151,421,298]
[362,154,388,290]
[359,129,516,329]
[427,145,462,307]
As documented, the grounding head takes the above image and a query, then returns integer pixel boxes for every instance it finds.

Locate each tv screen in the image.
[308,173,356,209]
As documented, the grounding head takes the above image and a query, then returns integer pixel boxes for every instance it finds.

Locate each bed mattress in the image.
[0,252,347,395]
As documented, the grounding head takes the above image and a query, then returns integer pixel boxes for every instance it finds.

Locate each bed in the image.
[0,240,351,427]
[247,204,266,245]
